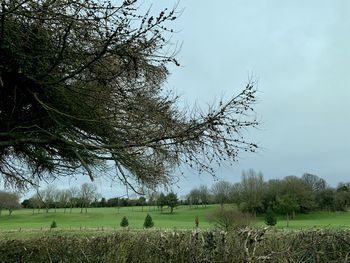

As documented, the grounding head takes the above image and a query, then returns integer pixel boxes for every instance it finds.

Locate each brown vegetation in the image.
[1,229,350,262]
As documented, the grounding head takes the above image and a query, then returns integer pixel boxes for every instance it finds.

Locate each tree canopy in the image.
[0,0,258,191]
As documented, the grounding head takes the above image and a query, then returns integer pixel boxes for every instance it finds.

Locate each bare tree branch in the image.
[0,0,259,191]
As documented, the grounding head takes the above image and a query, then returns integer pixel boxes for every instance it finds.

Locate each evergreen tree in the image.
[265,207,277,226]
[50,220,57,229]
[120,216,129,228]
[143,214,154,229]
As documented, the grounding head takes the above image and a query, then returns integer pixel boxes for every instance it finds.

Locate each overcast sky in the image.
[22,1,350,199]
[155,0,350,195]
[172,0,350,192]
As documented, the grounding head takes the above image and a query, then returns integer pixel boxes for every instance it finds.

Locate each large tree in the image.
[0,191,21,215]
[79,183,97,213]
[166,192,178,213]
[37,184,58,213]
[187,188,201,207]
[0,0,258,191]
[211,181,232,209]
[198,185,211,207]
[156,192,167,213]
[237,169,265,216]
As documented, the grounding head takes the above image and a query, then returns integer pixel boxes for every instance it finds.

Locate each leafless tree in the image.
[28,194,44,214]
[0,191,21,215]
[79,183,97,213]
[37,184,58,213]
[238,170,265,216]
[198,185,211,207]
[187,188,201,208]
[211,181,232,209]
[57,189,71,213]
[68,186,79,214]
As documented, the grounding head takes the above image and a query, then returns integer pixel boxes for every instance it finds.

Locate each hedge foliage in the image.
[1,229,350,262]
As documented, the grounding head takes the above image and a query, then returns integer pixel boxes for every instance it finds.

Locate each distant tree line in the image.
[186,170,350,224]
[93,192,179,214]
[20,185,179,214]
[2,170,349,218]
[21,183,98,214]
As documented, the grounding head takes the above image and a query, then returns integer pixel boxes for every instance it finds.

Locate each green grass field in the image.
[1,205,350,239]
[262,211,350,229]
[0,205,217,230]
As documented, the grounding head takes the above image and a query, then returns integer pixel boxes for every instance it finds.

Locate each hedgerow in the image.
[1,229,350,262]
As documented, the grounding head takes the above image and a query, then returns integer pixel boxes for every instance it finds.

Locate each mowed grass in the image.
[0,205,218,231]
[1,205,350,239]
[262,211,350,229]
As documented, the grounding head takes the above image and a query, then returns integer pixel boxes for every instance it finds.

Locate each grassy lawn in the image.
[260,211,350,229]
[0,205,218,231]
[1,205,350,239]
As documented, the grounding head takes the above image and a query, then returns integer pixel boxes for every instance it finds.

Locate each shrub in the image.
[143,214,154,229]
[265,207,277,226]
[207,208,252,230]
[120,216,129,228]
[50,220,57,229]
[195,215,199,228]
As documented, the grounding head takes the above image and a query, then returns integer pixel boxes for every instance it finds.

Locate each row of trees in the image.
[21,184,179,214]
[3,170,347,219]
[22,183,98,214]
[186,170,350,225]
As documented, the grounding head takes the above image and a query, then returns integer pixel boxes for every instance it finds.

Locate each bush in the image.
[120,216,129,228]
[207,208,252,230]
[50,220,57,229]
[143,214,154,229]
[265,207,277,226]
